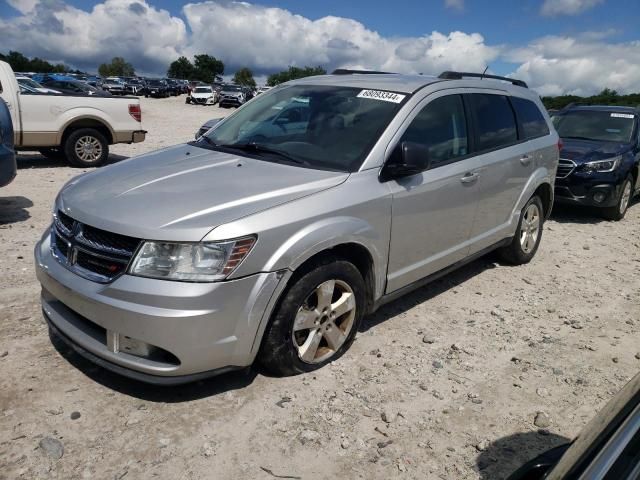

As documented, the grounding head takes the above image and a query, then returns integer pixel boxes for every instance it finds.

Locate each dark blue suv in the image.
[553,105,639,220]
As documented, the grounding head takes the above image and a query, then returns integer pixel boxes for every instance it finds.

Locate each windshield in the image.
[223,85,242,92]
[194,87,212,93]
[148,80,163,86]
[18,78,43,89]
[200,84,406,172]
[554,110,636,143]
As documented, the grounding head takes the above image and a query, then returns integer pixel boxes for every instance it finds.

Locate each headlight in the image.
[581,156,621,173]
[129,236,256,282]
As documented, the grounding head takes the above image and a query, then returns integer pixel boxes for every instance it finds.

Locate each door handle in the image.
[460,172,479,184]
[520,155,532,166]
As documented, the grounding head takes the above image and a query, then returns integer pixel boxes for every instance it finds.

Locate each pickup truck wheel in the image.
[38,147,64,160]
[258,257,365,376]
[602,176,633,221]
[64,128,109,167]
[498,195,544,265]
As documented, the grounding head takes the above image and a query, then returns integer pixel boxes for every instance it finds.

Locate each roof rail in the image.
[438,71,528,88]
[332,69,395,75]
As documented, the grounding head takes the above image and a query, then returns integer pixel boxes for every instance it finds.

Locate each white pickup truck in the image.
[0,61,146,167]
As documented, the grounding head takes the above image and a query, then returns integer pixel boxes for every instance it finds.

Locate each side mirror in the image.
[380,141,431,181]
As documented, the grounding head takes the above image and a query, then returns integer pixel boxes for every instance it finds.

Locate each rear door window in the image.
[468,94,518,151]
[398,94,468,166]
[511,97,550,139]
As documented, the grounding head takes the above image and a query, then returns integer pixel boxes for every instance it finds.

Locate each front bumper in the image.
[554,172,624,207]
[219,96,242,106]
[35,234,285,383]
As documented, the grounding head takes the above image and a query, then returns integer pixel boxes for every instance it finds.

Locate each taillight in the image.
[129,104,142,122]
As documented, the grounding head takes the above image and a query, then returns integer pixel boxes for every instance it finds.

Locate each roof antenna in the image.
[480,65,489,80]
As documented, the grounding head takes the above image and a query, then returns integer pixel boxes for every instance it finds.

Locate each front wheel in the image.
[258,258,365,376]
[498,195,544,265]
[602,176,633,221]
[63,128,109,167]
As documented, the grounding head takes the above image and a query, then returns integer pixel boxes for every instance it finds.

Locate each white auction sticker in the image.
[357,89,406,103]
[611,113,634,119]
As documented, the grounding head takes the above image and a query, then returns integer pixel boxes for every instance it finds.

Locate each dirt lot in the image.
[1,95,639,480]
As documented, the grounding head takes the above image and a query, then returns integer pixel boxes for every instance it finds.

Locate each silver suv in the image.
[35,70,559,384]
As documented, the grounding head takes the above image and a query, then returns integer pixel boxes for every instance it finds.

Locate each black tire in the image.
[498,195,544,265]
[258,257,366,376]
[63,128,109,168]
[602,175,633,221]
[38,147,64,160]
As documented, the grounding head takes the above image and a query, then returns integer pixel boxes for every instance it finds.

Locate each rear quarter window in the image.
[468,94,518,151]
[511,97,550,139]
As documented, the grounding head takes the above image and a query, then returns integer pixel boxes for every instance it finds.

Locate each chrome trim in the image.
[578,402,640,480]
[50,213,138,284]
[556,158,576,179]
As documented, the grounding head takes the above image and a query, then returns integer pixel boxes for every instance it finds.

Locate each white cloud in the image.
[540,0,603,17]
[444,0,465,11]
[183,2,498,75]
[0,0,187,73]
[505,35,640,96]
[0,0,639,96]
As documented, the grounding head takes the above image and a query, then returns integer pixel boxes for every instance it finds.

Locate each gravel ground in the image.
[0,95,639,480]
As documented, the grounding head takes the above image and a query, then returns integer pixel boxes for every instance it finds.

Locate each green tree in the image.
[98,57,135,77]
[193,54,224,83]
[0,50,67,73]
[266,66,326,86]
[232,67,256,87]
[167,56,195,79]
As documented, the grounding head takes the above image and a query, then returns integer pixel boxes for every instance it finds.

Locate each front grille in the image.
[556,158,576,179]
[51,211,141,283]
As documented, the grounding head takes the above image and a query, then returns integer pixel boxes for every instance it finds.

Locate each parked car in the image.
[145,79,169,98]
[508,371,640,480]
[165,79,181,96]
[35,69,557,384]
[101,80,125,96]
[0,61,146,167]
[218,84,247,108]
[124,78,145,96]
[553,104,640,220]
[85,76,102,88]
[33,74,111,97]
[194,117,223,139]
[0,98,17,188]
[186,85,217,105]
[16,76,61,94]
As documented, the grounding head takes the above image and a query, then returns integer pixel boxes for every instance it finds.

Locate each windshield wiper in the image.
[220,142,308,165]
[561,136,596,141]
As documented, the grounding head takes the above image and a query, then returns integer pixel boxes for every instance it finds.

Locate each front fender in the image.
[263,216,387,301]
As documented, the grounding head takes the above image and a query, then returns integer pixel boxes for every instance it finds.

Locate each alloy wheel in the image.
[74,136,103,163]
[519,203,540,254]
[292,279,356,364]
[619,180,632,215]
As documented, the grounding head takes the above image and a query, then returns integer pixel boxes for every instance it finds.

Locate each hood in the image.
[58,144,349,242]
[560,138,631,164]
[192,91,214,97]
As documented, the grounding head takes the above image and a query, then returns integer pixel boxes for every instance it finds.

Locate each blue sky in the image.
[1,0,639,95]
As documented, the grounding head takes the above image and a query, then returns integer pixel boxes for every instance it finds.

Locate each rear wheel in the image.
[602,175,633,221]
[258,257,365,376]
[498,195,544,265]
[63,128,109,167]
